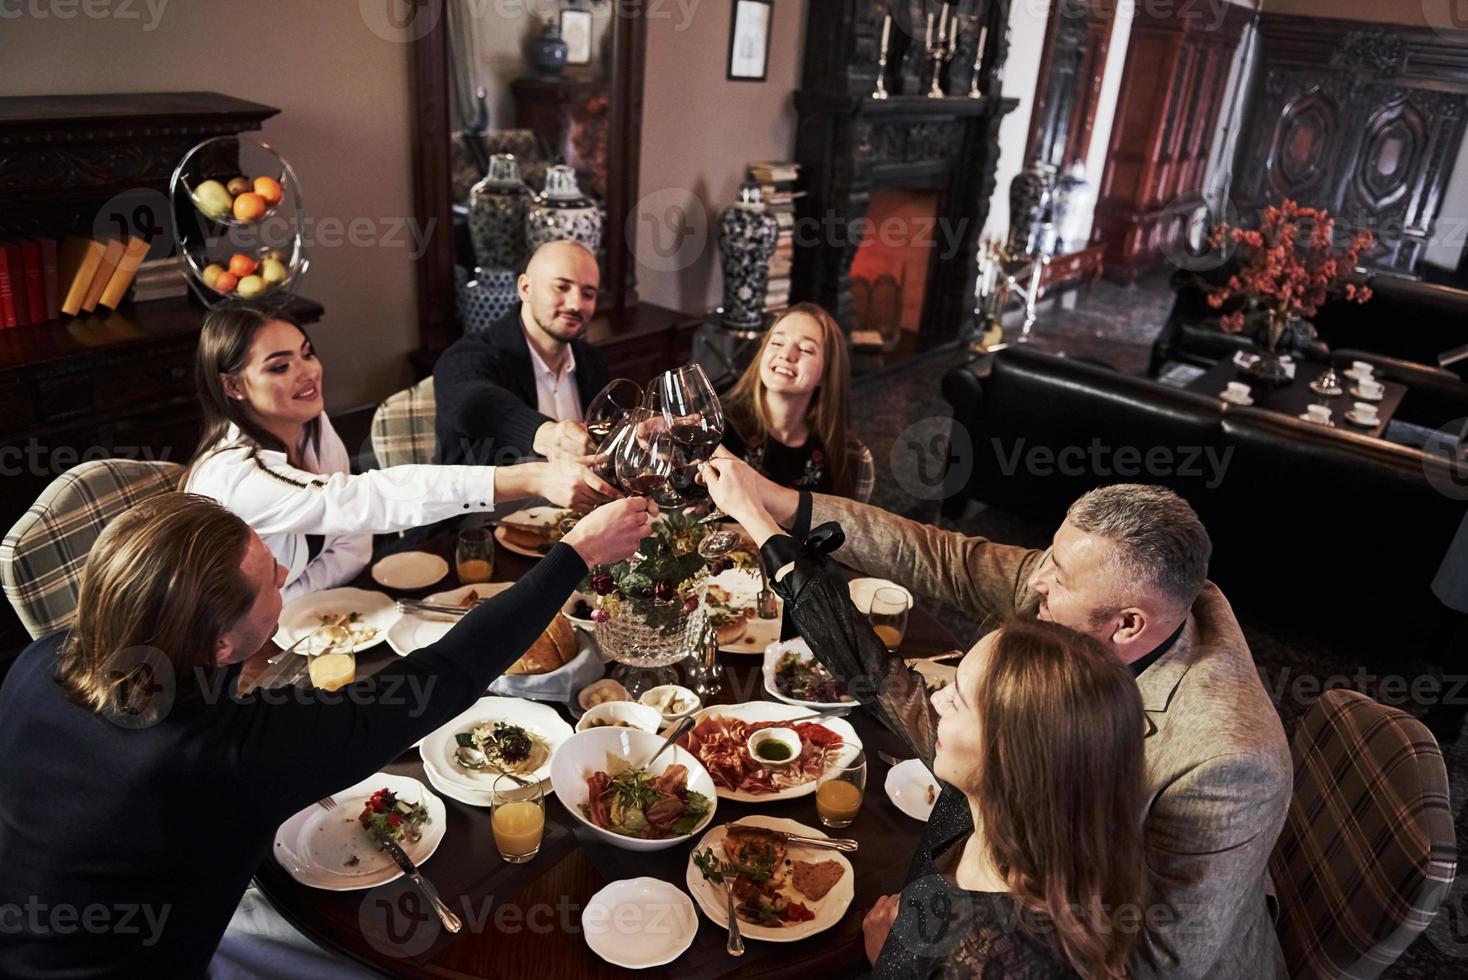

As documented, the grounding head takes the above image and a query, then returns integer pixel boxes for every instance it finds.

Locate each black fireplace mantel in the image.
[792,2,1018,339]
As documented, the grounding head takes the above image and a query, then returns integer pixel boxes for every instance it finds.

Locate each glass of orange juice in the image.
[306,625,355,692]
[815,744,866,829]
[491,774,544,863]
[456,527,494,584]
[868,587,910,651]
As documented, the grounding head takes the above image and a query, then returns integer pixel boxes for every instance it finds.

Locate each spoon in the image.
[453,745,533,786]
[639,715,697,771]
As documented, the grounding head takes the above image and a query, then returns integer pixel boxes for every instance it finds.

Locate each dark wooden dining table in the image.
[251,531,959,979]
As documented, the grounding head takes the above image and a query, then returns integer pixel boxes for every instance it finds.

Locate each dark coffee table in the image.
[1185,358,1406,439]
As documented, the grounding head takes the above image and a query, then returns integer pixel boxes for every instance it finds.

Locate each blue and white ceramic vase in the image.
[1007,162,1057,255]
[456,266,519,335]
[468,154,532,272]
[717,181,779,330]
[1051,162,1093,255]
[528,20,569,78]
[525,165,604,255]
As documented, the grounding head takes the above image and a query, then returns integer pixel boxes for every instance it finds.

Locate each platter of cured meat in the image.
[676,702,861,803]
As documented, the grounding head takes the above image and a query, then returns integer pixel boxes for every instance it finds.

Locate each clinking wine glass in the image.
[614,408,675,500]
[653,365,738,554]
[585,378,643,446]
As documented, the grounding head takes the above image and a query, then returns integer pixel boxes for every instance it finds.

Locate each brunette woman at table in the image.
[702,459,1148,980]
[0,491,652,979]
[719,303,861,497]
[184,306,618,602]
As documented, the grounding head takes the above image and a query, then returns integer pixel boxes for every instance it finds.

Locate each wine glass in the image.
[585,378,643,446]
[614,408,674,500]
[654,366,737,549]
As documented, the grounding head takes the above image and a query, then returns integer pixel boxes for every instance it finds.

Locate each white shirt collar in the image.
[524,332,577,383]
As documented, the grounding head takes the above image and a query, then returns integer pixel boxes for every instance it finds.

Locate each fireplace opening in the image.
[849,188,942,338]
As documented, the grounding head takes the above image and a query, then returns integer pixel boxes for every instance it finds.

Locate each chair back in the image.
[849,438,876,504]
[371,377,438,468]
[1,459,184,639]
[1270,688,1456,980]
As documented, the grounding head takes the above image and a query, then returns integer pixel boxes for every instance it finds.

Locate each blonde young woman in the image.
[701,457,1150,980]
[184,306,617,601]
[720,302,857,497]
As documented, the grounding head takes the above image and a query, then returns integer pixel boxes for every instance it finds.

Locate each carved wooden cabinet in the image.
[1092,5,1250,283]
[1232,16,1468,277]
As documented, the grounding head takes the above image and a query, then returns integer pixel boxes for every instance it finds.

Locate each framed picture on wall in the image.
[561,8,593,66]
[727,0,772,82]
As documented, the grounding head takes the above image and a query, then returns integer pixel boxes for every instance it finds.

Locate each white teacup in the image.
[1358,379,1385,399]
[1349,360,1374,378]
[1305,404,1332,424]
[1223,381,1251,401]
[1353,401,1379,421]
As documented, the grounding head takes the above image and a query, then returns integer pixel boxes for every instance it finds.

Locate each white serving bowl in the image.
[639,684,700,722]
[575,700,663,734]
[550,728,718,852]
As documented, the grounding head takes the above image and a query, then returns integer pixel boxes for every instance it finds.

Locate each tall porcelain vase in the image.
[717,182,779,329]
[525,164,604,255]
[467,153,531,272]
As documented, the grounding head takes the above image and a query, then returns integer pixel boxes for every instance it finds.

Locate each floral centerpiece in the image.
[1204,200,1373,383]
[583,509,754,670]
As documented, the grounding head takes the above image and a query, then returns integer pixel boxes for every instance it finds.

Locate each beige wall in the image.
[463,0,614,130]
[633,0,808,314]
[0,0,419,416]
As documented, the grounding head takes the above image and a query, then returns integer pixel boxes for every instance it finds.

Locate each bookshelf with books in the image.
[0,92,324,658]
[748,161,802,316]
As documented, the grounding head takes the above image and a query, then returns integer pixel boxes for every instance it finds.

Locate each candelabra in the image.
[925,3,959,98]
[968,24,988,98]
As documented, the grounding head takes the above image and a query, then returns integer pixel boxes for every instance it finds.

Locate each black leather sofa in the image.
[942,346,1464,650]
[1152,267,1468,381]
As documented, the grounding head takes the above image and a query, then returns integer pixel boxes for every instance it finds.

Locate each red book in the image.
[6,244,31,326]
[39,238,59,320]
[20,241,46,324]
[0,245,15,328]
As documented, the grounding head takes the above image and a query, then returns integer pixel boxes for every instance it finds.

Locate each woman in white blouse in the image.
[184,306,617,601]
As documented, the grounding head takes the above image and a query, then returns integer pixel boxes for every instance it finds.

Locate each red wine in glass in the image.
[623,472,669,497]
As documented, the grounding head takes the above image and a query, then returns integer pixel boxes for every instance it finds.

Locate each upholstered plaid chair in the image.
[1,459,184,639]
[370,377,438,468]
[1270,688,1457,979]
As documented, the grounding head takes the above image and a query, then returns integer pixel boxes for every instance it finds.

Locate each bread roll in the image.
[505,614,579,675]
[501,519,556,552]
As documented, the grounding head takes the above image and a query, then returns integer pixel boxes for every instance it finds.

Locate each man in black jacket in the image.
[433,240,610,467]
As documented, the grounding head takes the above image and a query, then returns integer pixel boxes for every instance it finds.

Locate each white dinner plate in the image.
[582,877,697,969]
[762,638,857,710]
[494,506,568,558]
[684,701,862,803]
[275,587,398,655]
[884,758,941,822]
[706,566,781,654]
[420,757,496,808]
[846,578,915,615]
[684,816,854,943]
[385,583,514,657]
[370,551,449,590]
[272,772,445,891]
[418,696,573,795]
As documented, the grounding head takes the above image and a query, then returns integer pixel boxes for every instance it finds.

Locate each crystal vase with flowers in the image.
[584,509,754,696]
[1204,200,1374,386]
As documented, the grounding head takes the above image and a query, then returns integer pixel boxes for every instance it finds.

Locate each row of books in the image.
[748,160,803,314]
[0,234,158,328]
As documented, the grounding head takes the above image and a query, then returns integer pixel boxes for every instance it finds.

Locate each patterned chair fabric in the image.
[1,459,184,640]
[371,377,438,468]
[1270,688,1456,980]
[850,438,876,504]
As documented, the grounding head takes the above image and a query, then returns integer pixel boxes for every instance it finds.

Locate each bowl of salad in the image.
[550,728,718,852]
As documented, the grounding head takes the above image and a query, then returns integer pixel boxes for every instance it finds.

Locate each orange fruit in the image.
[233,192,266,222]
[253,176,284,206]
[228,253,258,278]
[213,271,240,294]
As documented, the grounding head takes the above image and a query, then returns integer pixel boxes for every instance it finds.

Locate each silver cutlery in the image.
[877,751,911,768]
[719,860,745,957]
[451,745,533,786]
[267,614,348,664]
[754,561,779,621]
[639,715,697,770]
[781,705,855,725]
[396,598,483,619]
[374,832,462,933]
[726,822,859,853]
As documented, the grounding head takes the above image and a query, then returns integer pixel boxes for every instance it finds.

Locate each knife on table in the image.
[373,832,462,933]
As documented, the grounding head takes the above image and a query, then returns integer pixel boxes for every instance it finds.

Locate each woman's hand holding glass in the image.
[537,456,621,512]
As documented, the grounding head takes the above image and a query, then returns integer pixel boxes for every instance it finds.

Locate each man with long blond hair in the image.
[0,491,650,978]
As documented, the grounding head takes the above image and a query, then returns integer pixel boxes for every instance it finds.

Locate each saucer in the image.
[1344,370,1375,384]
[1350,385,1384,403]
[1298,412,1334,427]
[1219,391,1253,406]
[1345,409,1380,428]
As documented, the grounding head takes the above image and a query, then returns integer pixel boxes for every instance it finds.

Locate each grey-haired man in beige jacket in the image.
[716,466,1291,979]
